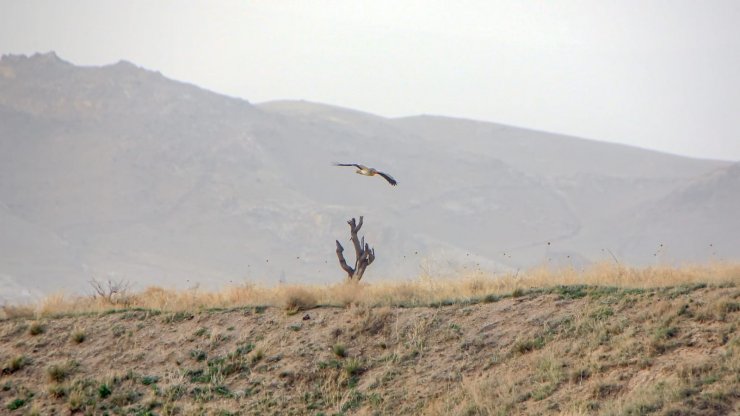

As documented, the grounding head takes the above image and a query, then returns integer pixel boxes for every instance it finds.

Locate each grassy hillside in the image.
[0,264,738,415]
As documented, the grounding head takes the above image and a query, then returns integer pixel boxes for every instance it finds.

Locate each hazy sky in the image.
[2,1,739,161]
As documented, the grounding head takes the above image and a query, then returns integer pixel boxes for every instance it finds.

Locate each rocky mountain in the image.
[0,52,737,301]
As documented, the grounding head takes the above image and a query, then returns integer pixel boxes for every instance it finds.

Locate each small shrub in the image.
[28,322,45,336]
[532,383,559,401]
[655,326,679,340]
[164,384,186,401]
[332,344,347,358]
[250,349,264,364]
[676,303,692,317]
[555,285,588,299]
[570,367,591,383]
[89,278,131,305]
[214,385,232,397]
[589,306,614,321]
[98,384,112,399]
[232,343,255,357]
[67,390,86,412]
[185,368,208,383]
[47,360,77,382]
[341,390,365,412]
[668,283,706,298]
[190,386,213,402]
[6,398,26,411]
[111,324,126,337]
[0,305,34,320]
[318,359,343,370]
[512,336,546,354]
[110,390,142,406]
[280,287,317,315]
[344,358,364,376]
[702,374,719,385]
[717,301,740,318]
[2,355,29,375]
[190,350,207,362]
[141,375,160,386]
[71,330,86,344]
[592,383,622,399]
[163,311,194,324]
[483,294,501,303]
[48,384,67,399]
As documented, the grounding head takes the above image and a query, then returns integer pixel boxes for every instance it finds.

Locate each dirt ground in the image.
[1,284,738,415]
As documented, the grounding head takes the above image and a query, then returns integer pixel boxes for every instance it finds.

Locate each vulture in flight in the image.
[334,163,398,186]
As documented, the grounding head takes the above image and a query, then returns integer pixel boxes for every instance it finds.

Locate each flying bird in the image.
[334,163,398,186]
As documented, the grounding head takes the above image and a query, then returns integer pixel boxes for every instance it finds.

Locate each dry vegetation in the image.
[0,263,738,415]
[2,262,738,318]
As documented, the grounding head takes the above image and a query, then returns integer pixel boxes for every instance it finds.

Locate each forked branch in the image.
[335,216,375,282]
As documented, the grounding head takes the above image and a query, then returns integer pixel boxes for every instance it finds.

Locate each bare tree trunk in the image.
[335,216,375,282]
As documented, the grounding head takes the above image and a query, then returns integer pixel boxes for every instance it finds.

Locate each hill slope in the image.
[1,283,738,415]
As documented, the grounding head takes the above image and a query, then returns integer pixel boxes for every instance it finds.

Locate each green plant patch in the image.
[233,343,255,357]
[655,326,679,340]
[190,349,207,362]
[589,306,614,321]
[98,383,112,399]
[332,344,347,358]
[6,398,26,411]
[318,359,342,370]
[141,375,160,386]
[512,336,547,354]
[163,311,195,323]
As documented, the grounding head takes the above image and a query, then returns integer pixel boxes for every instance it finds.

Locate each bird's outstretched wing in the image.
[334,163,363,169]
[377,171,398,186]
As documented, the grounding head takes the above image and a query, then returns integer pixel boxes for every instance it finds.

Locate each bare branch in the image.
[349,226,363,267]
[89,278,131,305]
[366,244,375,265]
[335,240,354,278]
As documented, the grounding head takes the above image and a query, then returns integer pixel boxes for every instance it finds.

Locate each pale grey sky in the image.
[2,0,739,161]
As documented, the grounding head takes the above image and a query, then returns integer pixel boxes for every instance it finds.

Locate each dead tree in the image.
[335,216,375,282]
[89,278,131,305]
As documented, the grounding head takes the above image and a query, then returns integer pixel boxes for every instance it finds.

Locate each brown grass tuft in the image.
[279,286,318,314]
[0,304,35,320]
[2,355,29,375]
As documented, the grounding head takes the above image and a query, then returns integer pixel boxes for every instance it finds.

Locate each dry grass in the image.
[0,274,737,415]
[278,285,319,315]
[2,262,738,319]
[422,285,740,416]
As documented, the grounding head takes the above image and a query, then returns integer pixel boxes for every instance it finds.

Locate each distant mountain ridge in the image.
[0,52,737,301]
